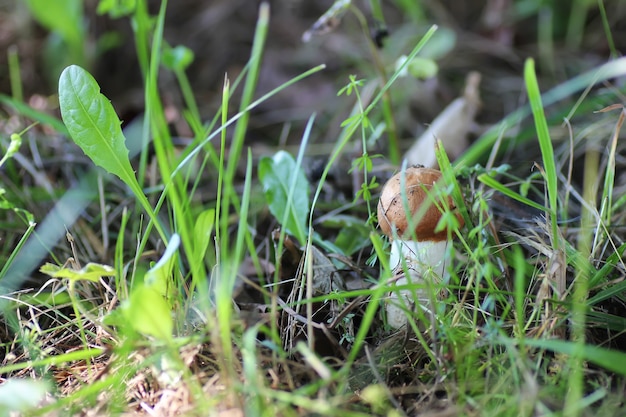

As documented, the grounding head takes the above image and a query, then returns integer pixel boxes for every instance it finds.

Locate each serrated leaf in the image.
[258,151,309,245]
[123,285,173,341]
[58,65,136,185]
[39,262,115,282]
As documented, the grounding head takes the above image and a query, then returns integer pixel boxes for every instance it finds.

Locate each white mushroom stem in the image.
[377,166,462,329]
[386,239,449,329]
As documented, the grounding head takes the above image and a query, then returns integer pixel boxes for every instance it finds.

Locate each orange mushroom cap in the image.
[377,166,463,242]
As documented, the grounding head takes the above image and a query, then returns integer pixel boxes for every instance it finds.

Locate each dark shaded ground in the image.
[3,0,625,148]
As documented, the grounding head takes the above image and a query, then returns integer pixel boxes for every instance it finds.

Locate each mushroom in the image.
[377,166,463,329]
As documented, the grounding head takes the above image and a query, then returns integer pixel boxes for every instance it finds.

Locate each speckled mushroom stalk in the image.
[377,166,463,329]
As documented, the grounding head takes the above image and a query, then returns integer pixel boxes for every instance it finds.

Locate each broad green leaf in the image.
[162,45,195,71]
[59,66,167,243]
[97,0,136,18]
[144,233,180,301]
[122,285,173,341]
[322,214,370,256]
[192,209,215,260]
[258,151,309,245]
[58,65,136,185]
[334,225,368,256]
[39,262,115,282]
[25,0,83,47]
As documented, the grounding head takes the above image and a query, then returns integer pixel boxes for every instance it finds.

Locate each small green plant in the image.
[339,74,381,219]
[58,65,168,242]
[259,150,310,247]
[0,128,35,282]
[0,133,21,168]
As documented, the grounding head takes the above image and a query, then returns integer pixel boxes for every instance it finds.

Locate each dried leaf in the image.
[404,72,481,168]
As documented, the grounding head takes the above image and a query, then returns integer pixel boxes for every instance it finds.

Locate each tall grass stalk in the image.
[563,142,597,415]
[566,0,592,49]
[597,0,618,58]
[219,2,269,250]
[214,1,269,386]
[133,0,155,189]
[7,46,23,102]
[524,58,559,243]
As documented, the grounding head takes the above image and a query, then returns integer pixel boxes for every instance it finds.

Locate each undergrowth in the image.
[1,1,626,416]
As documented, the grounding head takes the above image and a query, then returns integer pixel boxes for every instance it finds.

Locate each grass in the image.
[1,0,626,416]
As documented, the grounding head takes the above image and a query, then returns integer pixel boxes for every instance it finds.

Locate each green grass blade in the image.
[520,337,626,376]
[172,64,325,181]
[0,346,105,375]
[7,46,23,102]
[524,58,559,241]
[597,0,618,58]
[0,221,35,281]
[219,2,269,254]
[477,173,552,215]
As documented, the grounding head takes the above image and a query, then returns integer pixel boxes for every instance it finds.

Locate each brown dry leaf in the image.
[403,72,482,168]
[218,409,245,417]
[310,245,345,295]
